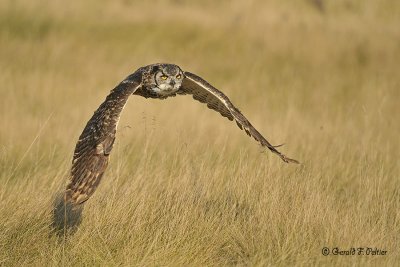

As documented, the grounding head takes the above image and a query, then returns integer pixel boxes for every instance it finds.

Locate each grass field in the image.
[1,0,399,265]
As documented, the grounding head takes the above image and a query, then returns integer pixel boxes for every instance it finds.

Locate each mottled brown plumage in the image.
[180,72,299,164]
[64,63,298,207]
[65,72,142,205]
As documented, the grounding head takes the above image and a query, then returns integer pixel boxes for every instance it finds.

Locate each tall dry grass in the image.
[0,0,399,265]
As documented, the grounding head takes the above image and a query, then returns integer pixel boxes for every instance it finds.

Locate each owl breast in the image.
[152,85,179,96]
[133,84,179,99]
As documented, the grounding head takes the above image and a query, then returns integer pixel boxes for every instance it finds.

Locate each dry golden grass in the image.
[0,0,399,266]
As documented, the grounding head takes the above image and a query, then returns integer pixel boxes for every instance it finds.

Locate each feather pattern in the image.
[180,71,299,164]
[65,78,141,205]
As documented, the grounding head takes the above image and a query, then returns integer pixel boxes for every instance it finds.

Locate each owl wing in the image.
[179,71,299,164]
[65,77,142,205]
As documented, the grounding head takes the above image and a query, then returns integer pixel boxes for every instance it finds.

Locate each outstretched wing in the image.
[65,78,142,205]
[179,71,298,164]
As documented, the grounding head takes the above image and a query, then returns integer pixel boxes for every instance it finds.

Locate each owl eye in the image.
[176,74,181,79]
[161,75,168,80]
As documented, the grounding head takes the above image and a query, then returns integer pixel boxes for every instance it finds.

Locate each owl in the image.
[64,63,299,207]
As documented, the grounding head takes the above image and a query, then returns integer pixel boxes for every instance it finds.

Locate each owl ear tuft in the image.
[152,65,160,72]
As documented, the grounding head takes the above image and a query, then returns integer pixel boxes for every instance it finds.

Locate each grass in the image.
[0,0,399,265]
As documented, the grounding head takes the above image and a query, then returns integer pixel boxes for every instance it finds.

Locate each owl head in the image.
[153,64,184,94]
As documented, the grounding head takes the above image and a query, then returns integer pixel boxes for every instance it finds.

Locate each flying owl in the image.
[64,63,298,206]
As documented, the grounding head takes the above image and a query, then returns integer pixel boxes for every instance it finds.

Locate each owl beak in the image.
[169,80,175,86]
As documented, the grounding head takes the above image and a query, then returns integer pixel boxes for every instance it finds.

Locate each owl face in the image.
[152,64,183,96]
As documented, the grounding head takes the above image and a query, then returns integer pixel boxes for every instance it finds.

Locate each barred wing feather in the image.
[180,72,298,164]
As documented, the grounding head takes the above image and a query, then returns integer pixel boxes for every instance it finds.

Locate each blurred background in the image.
[0,0,399,265]
[0,0,399,165]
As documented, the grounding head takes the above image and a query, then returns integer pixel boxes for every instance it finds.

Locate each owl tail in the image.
[52,192,84,237]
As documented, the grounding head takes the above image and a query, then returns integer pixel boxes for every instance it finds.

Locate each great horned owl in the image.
[64,63,299,207]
